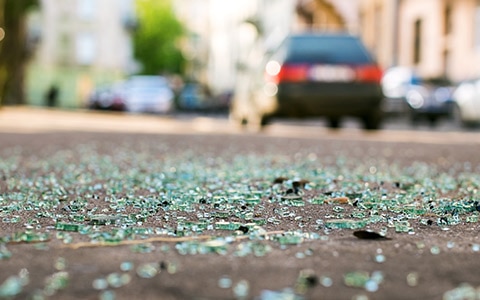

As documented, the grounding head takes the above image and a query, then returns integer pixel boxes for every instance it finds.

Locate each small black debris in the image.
[285,188,295,195]
[474,201,480,212]
[439,217,449,225]
[353,230,390,240]
[237,225,249,234]
[273,177,289,184]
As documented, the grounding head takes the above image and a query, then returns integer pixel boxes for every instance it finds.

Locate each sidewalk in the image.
[0,106,201,134]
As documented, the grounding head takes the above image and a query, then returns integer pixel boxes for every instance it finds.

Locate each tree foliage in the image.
[133,0,185,75]
[0,0,38,106]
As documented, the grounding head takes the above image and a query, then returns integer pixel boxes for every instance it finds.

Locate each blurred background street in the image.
[1,106,479,146]
[1,0,480,133]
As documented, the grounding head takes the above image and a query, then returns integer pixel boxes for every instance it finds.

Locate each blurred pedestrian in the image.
[45,84,59,107]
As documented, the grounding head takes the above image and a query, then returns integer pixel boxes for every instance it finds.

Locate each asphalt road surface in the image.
[0,107,479,300]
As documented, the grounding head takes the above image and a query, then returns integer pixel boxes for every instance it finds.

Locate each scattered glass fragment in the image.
[295,269,318,294]
[273,233,304,245]
[44,271,69,296]
[218,276,232,289]
[0,244,12,260]
[106,273,131,288]
[131,243,154,253]
[320,276,333,287]
[92,278,109,290]
[375,254,386,263]
[259,289,304,300]
[136,263,159,279]
[325,219,366,230]
[352,294,369,300]
[344,271,383,292]
[443,283,477,300]
[0,269,29,297]
[120,261,134,272]
[99,290,116,300]
[364,280,378,292]
[430,246,441,255]
[295,252,305,259]
[472,244,480,252]
[233,280,250,300]
[55,222,81,232]
[344,271,370,288]
[54,257,67,271]
[406,272,419,287]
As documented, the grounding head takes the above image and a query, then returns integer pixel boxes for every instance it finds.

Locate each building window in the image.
[77,0,96,20]
[413,19,422,64]
[76,32,96,65]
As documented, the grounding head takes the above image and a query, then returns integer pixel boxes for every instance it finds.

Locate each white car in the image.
[123,76,174,114]
[451,78,480,126]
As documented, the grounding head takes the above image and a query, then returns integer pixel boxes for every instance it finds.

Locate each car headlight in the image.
[406,90,424,109]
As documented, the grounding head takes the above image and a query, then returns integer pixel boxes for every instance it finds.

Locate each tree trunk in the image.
[0,0,37,107]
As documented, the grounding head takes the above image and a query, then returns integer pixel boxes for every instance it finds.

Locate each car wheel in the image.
[328,117,341,129]
[427,116,438,127]
[363,107,382,130]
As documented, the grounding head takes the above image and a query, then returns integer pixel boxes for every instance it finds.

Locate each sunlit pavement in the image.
[1,106,479,145]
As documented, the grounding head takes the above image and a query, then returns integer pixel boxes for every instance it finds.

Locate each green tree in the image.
[0,0,38,106]
[133,0,185,75]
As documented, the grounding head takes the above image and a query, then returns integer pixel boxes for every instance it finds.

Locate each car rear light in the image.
[355,65,383,83]
[266,61,309,83]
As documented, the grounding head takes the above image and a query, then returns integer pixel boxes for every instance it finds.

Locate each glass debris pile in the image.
[1,144,479,298]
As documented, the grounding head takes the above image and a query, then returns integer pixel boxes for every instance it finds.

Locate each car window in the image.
[283,35,373,65]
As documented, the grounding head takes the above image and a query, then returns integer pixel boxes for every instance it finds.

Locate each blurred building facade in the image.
[27,0,136,108]
[295,0,359,32]
[360,0,480,82]
[174,0,359,95]
[174,0,296,95]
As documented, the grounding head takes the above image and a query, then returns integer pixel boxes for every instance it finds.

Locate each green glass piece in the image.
[0,276,23,297]
[55,222,81,232]
[245,198,260,205]
[88,215,119,225]
[233,280,250,299]
[343,271,370,288]
[44,271,69,295]
[394,221,412,233]
[273,234,304,245]
[252,218,266,225]
[466,215,478,223]
[11,231,49,243]
[215,221,241,231]
[136,263,159,278]
[325,219,367,230]
[309,198,324,205]
[0,244,12,260]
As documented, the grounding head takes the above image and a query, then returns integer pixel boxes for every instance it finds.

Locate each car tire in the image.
[363,107,382,130]
[328,117,341,129]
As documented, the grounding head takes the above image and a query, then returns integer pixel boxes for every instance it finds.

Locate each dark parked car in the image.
[87,83,126,111]
[382,67,455,126]
[177,82,211,111]
[230,32,384,130]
